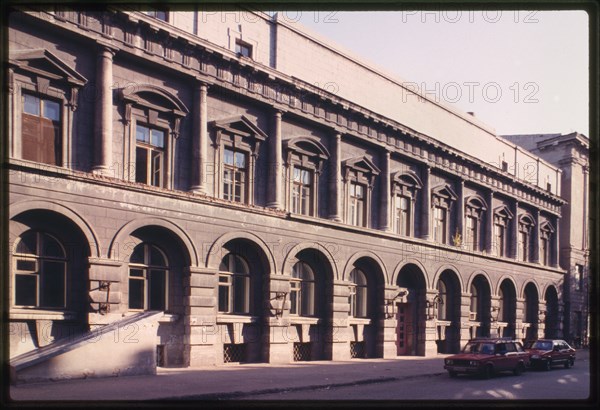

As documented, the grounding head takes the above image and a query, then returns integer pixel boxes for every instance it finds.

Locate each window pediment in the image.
[494,205,514,220]
[432,184,458,201]
[120,85,188,117]
[465,195,488,211]
[391,171,423,190]
[519,213,536,227]
[10,49,87,87]
[343,156,380,176]
[211,115,267,142]
[285,137,330,160]
[540,221,555,233]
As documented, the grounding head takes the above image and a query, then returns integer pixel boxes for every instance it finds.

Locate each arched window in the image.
[518,214,535,262]
[438,280,448,320]
[391,172,422,237]
[349,268,368,318]
[129,243,168,311]
[431,185,457,245]
[470,283,479,320]
[290,261,315,316]
[218,253,250,314]
[13,231,67,308]
[540,222,555,266]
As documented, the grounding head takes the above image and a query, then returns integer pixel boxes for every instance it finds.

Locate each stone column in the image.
[538,300,547,339]
[533,209,541,263]
[553,216,560,268]
[329,133,342,221]
[420,166,431,240]
[330,280,351,361]
[267,111,283,209]
[485,190,494,253]
[456,180,464,245]
[380,150,391,231]
[184,267,219,366]
[511,200,519,259]
[93,45,116,176]
[190,81,208,194]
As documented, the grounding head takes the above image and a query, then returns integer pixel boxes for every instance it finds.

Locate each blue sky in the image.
[288,10,589,137]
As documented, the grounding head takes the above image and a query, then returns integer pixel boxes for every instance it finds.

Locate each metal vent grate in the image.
[223,343,246,363]
[350,341,366,358]
[293,342,312,361]
[156,344,165,367]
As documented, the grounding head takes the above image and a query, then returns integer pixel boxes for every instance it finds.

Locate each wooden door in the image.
[396,303,412,355]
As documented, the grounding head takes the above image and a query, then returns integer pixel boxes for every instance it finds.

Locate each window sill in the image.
[435,320,452,327]
[216,314,257,324]
[10,308,77,321]
[348,317,371,326]
[289,316,321,325]
[158,313,179,323]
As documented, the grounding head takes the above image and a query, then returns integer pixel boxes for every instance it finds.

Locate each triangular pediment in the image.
[494,205,514,219]
[540,220,555,233]
[212,115,267,141]
[432,184,458,201]
[343,156,380,175]
[10,49,87,86]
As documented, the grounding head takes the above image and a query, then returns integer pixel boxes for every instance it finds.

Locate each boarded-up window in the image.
[22,94,61,165]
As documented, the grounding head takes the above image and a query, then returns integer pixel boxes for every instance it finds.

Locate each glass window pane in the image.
[16,259,36,272]
[218,284,230,312]
[150,246,166,267]
[224,149,234,165]
[16,232,37,255]
[302,281,314,316]
[43,99,60,121]
[149,269,166,310]
[151,151,162,187]
[15,274,37,306]
[41,260,65,308]
[130,245,145,264]
[151,129,164,148]
[129,278,145,309]
[235,152,245,168]
[290,289,298,315]
[42,234,65,258]
[130,268,144,277]
[233,275,249,313]
[23,94,40,115]
[136,125,149,143]
[136,147,148,183]
[219,255,230,272]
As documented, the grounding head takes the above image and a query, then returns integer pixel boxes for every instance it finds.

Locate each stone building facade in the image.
[7,7,569,371]
[503,132,590,347]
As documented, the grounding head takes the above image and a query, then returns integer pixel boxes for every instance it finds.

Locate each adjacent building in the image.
[6,7,579,379]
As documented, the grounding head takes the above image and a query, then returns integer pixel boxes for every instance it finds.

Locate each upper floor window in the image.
[342,157,380,228]
[391,172,422,237]
[431,184,457,245]
[290,261,315,316]
[128,243,168,311]
[13,231,66,308]
[21,94,62,165]
[349,268,368,318]
[218,253,250,314]
[235,40,253,58]
[212,115,267,206]
[223,148,247,203]
[493,205,513,257]
[144,9,168,21]
[539,221,555,266]
[284,137,329,217]
[135,124,166,187]
[120,85,188,189]
[518,214,535,262]
[464,196,487,252]
[9,49,87,167]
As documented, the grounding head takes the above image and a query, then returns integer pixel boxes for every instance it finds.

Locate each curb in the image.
[158,372,448,400]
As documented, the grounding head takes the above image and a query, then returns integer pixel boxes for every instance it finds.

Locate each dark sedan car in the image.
[524,339,576,370]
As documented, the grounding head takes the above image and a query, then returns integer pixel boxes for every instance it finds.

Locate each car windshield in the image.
[463,342,495,355]
[525,340,553,350]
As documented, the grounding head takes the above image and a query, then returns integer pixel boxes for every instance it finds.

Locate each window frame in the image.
[134,123,167,187]
[13,231,67,309]
[464,196,487,252]
[518,214,535,262]
[235,39,253,58]
[391,172,422,237]
[128,243,169,312]
[342,157,380,228]
[290,261,316,317]
[222,147,249,203]
[348,268,368,318]
[431,185,457,245]
[218,253,251,315]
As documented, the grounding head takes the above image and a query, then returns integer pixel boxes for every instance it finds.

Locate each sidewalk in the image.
[8,354,452,401]
[7,349,590,402]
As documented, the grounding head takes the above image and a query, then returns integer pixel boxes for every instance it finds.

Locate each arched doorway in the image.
[436,270,461,353]
[396,263,427,356]
[469,275,492,337]
[544,286,559,339]
[523,282,539,342]
[498,279,517,338]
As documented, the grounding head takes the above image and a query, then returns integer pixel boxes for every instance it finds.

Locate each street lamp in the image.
[490,306,500,322]
[385,290,408,319]
[426,295,443,321]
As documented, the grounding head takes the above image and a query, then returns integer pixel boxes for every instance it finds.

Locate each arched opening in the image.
[436,270,461,353]
[470,275,492,337]
[498,280,517,338]
[215,237,271,363]
[347,257,385,359]
[545,286,559,339]
[288,248,334,361]
[396,263,427,356]
[10,210,91,356]
[125,225,191,367]
[523,282,540,342]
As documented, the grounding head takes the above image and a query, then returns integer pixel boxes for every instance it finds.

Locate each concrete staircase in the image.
[10,311,165,384]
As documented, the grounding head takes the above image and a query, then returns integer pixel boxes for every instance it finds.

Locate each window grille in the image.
[156,344,165,367]
[293,342,312,361]
[350,341,366,358]
[223,343,246,363]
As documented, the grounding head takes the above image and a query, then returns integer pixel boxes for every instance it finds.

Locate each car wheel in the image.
[544,360,552,371]
[513,362,525,376]
[482,365,493,379]
[565,358,574,369]
[449,371,457,378]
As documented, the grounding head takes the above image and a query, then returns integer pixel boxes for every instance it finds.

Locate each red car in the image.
[444,338,530,378]
[524,339,576,370]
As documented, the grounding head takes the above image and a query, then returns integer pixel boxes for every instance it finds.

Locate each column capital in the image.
[96,41,118,55]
